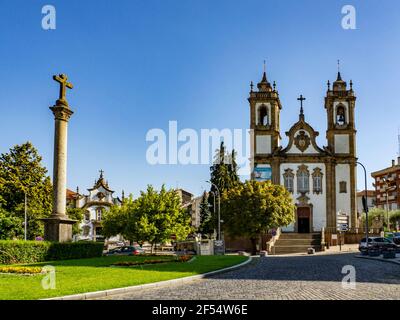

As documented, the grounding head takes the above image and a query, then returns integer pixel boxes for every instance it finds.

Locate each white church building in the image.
[249,67,358,234]
[67,170,123,241]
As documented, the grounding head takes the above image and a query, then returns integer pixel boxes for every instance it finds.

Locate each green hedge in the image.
[0,241,104,265]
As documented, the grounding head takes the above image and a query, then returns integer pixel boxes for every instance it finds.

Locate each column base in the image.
[41,216,77,242]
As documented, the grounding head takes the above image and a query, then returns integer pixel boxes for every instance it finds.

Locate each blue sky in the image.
[0,0,399,197]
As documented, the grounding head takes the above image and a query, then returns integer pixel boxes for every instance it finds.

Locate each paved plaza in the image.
[98,253,400,300]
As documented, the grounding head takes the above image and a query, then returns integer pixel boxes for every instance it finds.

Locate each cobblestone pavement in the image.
[99,253,400,300]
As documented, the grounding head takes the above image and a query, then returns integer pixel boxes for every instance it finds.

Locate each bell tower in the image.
[249,64,282,182]
[324,65,357,229]
[325,69,356,156]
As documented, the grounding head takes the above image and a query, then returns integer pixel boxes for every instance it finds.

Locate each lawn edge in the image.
[354,254,400,265]
[42,256,252,300]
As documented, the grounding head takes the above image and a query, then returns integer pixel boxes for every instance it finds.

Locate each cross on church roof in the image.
[99,169,104,178]
[297,94,306,116]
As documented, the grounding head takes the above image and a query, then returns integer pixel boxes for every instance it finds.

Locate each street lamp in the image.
[382,176,396,231]
[24,191,27,241]
[206,181,221,241]
[356,161,369,246]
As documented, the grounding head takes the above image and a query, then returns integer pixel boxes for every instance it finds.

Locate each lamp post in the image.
[382,176,396,231]
[356,161,369,246]
[24,191,27,241]
[206,181,221,241]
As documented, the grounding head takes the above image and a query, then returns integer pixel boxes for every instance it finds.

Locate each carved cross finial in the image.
[99,169,104,178]
[53,74,73,106]
[297,94,306,117]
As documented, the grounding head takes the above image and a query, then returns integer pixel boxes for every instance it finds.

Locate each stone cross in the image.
[53,74,73,105]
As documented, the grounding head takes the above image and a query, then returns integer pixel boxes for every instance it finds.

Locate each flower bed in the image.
[112,255,193,267]
[0,266,43,275]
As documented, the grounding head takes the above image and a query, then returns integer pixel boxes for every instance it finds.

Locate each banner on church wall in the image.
[254,166,272,182]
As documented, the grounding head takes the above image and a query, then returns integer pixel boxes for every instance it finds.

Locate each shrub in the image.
[0,240,104,264]
[178,255,193,262]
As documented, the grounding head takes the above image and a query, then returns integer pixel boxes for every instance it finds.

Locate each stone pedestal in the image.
[42,216,76,242]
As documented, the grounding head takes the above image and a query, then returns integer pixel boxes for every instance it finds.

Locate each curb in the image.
[42,256,252,300]
[354,254,400,266]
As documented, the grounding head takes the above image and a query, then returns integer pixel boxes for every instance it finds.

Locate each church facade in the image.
[67,171,123,241]
[249,68,357,233]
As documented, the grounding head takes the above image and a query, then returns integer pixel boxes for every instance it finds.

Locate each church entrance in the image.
[297,207,311,233]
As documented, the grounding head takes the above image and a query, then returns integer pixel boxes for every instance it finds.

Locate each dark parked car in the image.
[106,246,145,256]
[391,232,400,245]
[359,237,400,253]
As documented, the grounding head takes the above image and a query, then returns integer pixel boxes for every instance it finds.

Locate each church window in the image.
[258,104,269,126]
[84,211,90,221]
[297,165,310,194]
[336,105,346,125]
[339,181,347,193]
[96,207,104,221]
[312,168,323,194]
[283,169,294,193]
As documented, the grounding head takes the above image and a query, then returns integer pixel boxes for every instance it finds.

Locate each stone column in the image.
[42,74,76,242]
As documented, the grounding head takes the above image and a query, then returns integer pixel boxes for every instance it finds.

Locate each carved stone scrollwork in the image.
[296,193,310,205]
[294,131,310,152]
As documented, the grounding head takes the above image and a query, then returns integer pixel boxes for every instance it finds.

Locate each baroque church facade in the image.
[67,171,123,241]
[249,68,357,233]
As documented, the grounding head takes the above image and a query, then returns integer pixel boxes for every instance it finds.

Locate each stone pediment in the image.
[280,118,326,155]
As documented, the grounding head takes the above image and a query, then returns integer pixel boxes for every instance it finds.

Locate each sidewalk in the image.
[355,253,400,265]
[322,243,359,254]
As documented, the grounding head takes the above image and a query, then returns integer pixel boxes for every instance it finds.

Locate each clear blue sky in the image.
[0,0,399,197]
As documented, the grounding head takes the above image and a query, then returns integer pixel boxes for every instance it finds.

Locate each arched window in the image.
[258,105,268,126]
[84,211,90,221]
[297,165,309,194]
[336,105,346,125]
[312,168,323,194]
[283,169,294,193]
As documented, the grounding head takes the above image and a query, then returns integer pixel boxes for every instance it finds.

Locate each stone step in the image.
[273,245,321,254]
[279,233,321,240]
[275,239,321,246]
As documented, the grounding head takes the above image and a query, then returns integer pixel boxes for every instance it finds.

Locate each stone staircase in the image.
[272,232,322,255]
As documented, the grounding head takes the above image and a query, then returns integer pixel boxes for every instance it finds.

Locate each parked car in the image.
[392,232,400,245]
[359,237,400,253]
[106,246,145,256]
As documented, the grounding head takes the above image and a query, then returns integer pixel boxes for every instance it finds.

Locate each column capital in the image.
[50,105,74,121]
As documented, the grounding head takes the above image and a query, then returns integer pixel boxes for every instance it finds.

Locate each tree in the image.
[135,185,192,252]
[0,142,53,239]
[207,141,240,234]
[66,207,85,235]
[198,191,214,238]
[221,180,295,255]
[0,208,24,240]
[209,142,240,194]
[102,186,193,252]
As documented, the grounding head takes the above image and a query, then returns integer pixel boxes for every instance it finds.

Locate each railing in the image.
[266,227,281,255]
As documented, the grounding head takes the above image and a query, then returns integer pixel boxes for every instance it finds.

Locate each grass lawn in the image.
[0,255,247,300]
